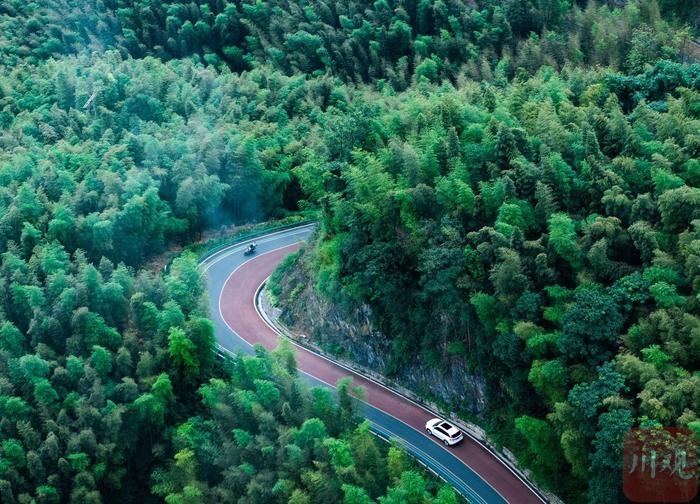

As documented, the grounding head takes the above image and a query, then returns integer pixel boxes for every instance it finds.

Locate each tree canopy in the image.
[1,0,699,502]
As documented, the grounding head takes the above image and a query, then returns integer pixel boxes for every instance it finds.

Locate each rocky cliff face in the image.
[273,247,487,416]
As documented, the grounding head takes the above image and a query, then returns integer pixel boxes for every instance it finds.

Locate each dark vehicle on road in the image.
[244,242,257,256]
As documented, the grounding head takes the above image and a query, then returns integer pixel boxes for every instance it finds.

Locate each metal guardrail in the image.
[368,428,482,504]
[199,220,554,503]
[196,219,317,265]
[256,281,554,504]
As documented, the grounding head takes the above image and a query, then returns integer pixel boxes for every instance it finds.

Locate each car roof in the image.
[429,418,460,432]
[439,421,460,433]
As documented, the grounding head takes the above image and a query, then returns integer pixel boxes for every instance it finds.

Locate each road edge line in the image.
[256,278,551,504]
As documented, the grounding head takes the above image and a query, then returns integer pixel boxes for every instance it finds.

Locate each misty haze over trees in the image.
[0,0,699,503]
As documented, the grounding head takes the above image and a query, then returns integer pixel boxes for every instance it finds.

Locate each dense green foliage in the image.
[0,6,463,502]
[0,47,460,500]
[296,46,700,504]
[2,0,696,78]
[0,52,319,260]
[1,0,699,502]
[0,244,216,501]
[153,344,459,504]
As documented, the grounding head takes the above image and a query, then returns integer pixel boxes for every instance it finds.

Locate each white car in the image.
[426,418,464,446]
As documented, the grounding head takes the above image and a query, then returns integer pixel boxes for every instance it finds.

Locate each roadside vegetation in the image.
[0,0,698,502]
[295,59,700,502]
[154,343,461,504]
[0,51,456,504]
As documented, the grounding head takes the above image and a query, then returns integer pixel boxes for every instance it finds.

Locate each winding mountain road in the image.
[201,224,546,504]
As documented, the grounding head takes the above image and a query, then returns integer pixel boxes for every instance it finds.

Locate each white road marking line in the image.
[203,224,548,504]
[200,225,314,268]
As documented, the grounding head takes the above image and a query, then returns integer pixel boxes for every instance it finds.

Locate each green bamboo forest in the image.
[1,0,699,503]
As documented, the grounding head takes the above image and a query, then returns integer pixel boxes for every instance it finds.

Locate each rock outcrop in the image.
[272,247,487,416]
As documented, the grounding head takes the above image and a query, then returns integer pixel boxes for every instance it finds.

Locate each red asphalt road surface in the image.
[219,243,542,504]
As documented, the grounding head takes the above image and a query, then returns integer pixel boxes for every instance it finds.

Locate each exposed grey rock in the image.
[273,248,487,416]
